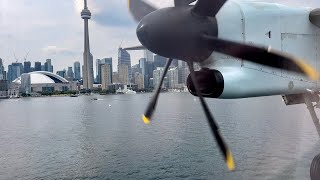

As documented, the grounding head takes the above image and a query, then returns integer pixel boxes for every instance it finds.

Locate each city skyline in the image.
[1,0,319,72]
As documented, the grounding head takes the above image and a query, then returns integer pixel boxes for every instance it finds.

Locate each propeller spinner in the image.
[127,0,319,171]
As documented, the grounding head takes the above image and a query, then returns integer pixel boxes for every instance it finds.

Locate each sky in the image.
[0,0,319,73]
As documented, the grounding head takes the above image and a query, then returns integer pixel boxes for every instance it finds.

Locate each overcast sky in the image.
[0,0,319,73]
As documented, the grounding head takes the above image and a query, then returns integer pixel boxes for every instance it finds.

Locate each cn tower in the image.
[81,0,93,90]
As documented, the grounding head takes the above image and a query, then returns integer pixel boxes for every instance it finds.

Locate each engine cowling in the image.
[187,68,224,98]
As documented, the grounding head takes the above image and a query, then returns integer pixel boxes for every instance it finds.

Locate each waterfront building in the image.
[0,58,4,80]
[131,64,141,78]
[118,64,129,85]
[153,67,167,89]
[118,48,131,80]
[0,80,8,97]
[139,58,146,75]
[145,61,155,88]
[167,67,179,89]
[97,58,112,84]
[134,72,144,90]
[101,64,112,90]
[12,71,77,94]
[112,72,120,83]
[74,61,81,80]
[82,0,94,90]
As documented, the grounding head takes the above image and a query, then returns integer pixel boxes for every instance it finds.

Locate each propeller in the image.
[188,61,235,170]
[127,0,319,171]
[142,58,173,124]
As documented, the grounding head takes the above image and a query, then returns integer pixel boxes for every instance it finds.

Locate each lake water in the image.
[0,93,319,179]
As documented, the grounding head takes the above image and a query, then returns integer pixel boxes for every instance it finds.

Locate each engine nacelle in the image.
[187,67,316,99]
[187,68,224,98]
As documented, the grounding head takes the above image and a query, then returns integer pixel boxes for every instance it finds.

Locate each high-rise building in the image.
[153,67,166,89]
[82,0,94,90]
[97,58,112,84]
[7,63,23,82]
[57,70,66,78]
[167,67,179,89]
[178,61,188,85]
[144,50,154,62]
[134,72,144,90]
[96,59,101,81]
[139,58,146,75]
[74,61,81,80]
[171,59,179,67]
[3,71,7,80]
[34,62,41,71]
[101,64,112,90]
[112,72,119,83]
[154,55,166,68]
[24,61,32,73]
[145,61,155,88]
[118,48,131,80]
[131,64,141,77]
[44,59,53,72]
[0,58,4,80]
[67,67,74,80]
[118,64,129,85]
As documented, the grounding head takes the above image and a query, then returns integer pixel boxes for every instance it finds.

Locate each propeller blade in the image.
[193,0,227,17]
[124,45,146,51]
[187,62,235,171]
[142,58,173,124]
[203,35,319,80]
[128,0,157,22]
[174,0,197,7]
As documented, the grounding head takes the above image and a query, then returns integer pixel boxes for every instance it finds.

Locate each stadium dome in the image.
[13,71,68,84]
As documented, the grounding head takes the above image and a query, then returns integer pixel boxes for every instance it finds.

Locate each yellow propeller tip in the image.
[295,59,319,80]
[142,115,151,124]
[226,150,235,171]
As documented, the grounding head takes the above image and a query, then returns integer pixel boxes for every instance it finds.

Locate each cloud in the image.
[42,46,77,56]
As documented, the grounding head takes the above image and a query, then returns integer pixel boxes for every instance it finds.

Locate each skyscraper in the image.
[67,67,74,80]
[34,62,41,71]
[154,55,166,68]
[134,72,144,90]
[153,67,166,89]
[118,64,129,85]
[0,58,4,80]
[97,58,112,84]
[57,70,66,78]
[144,50,154,62]
[7,63,23,82]
[82,0,94,90]
[139,58,146,75]
[24,61,31,73]
[118,48,131,80]
[44,59,53,72]
[74,61,81,80]
[167,67,179,89]
[101,64,112,90]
